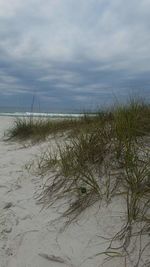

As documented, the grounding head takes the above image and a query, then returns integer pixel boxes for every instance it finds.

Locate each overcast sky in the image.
[0,0,150,111]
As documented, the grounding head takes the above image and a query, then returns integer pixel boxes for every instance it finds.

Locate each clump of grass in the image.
[37,100,150,211]
[37,113,117,219]
[37,133,104,220]
[114,100,150,137]
[33,99,150,265]
[6,117,80,142]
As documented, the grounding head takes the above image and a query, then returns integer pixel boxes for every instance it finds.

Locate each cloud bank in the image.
[0,0,150,111]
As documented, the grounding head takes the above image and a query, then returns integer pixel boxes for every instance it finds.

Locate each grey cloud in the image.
[0,0,150,110]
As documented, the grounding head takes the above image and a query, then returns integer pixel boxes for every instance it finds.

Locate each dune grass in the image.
[22,100,150,208]
[8,99,150,264]
[6,116,81,142]
[33,100,150,264]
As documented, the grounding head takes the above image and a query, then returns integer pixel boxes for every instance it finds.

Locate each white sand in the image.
[0,117,148,267]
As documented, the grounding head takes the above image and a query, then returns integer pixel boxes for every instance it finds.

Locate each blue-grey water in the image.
[0,112,84,118]
[0,106,84,118]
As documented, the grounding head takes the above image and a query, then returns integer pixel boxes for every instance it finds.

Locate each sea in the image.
[0,107,84,118]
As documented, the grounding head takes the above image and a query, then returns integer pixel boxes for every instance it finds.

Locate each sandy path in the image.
[0,117,140,267]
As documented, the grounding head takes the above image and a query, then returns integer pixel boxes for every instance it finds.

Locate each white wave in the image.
[0,112,84,118]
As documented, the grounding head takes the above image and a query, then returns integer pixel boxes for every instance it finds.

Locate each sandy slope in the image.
[0,117,148,267]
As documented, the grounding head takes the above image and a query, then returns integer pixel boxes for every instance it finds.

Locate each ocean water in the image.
[0,112,85,118]
[0,107,84,118]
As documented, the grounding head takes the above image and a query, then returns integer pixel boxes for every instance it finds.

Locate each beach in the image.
[0,116,149,267]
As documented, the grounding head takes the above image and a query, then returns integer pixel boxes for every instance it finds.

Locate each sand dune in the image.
[0,117,148,267]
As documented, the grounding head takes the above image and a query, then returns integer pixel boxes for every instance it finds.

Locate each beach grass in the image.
[35,99,150,263]
[6,116,81,142]
[8,99,150,263]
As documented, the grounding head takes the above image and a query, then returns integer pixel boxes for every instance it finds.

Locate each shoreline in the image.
[0,113,85,118]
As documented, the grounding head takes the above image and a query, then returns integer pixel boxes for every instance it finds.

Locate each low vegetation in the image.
[6,117,79,142]
[8,99,150,265]
[7,114,108,142]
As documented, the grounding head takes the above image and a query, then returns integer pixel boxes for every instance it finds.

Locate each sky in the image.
[0,0,150,112]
